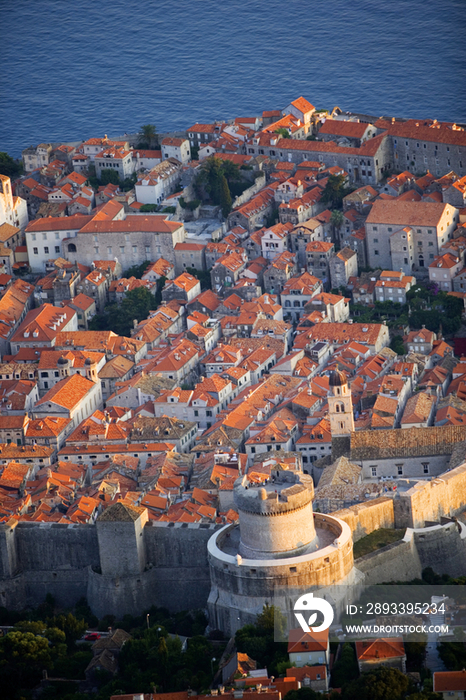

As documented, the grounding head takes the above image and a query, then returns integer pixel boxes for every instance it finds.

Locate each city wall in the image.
[332,498,395,542]
[0,519,218,617]
[354,520,466,584]
[394,463,466,528]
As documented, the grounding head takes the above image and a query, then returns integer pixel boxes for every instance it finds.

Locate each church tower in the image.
[328,370,354,437]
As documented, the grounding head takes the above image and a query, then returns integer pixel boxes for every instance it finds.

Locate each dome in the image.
[85,357,92,365]
[329,369,347,387]
[57,356,69,366]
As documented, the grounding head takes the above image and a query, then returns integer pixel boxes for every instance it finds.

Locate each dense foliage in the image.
[194,156,251,217]
[0,151,22,178]
[320,174,355,209]
[89,286,159,336]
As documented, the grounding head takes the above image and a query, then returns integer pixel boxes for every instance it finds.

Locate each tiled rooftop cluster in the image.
[0,95,465,532]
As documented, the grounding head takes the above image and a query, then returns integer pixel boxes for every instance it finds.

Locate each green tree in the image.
[219,173,232,217]
[100,168,120,185]
[342,667,410,700]
[0,152,22,178]
[139,124,158,149]
[331,642,359,688]
[321,174,346,208]
[256,603,287,640]
[91,286,156,336]
[49,613,87,648]
[124,260,151,279]
[186,267,211,290]
[0,630,52,695]
[390,335,406,355]
[14,619,46,634]
[330,209,344,240]
[284,688,320,700]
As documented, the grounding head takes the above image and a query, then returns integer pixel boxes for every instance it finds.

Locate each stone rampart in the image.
[15,522,100,571]
[0,518,219,616]
[394,463,466,528]
[332,498,395,541]
[354,520,466,584]
[354,536,422,585]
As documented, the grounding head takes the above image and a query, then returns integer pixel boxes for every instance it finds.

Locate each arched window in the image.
[68,243,77,253]
[335,404,340,413]
[293,300,300,308]
[285,300,291,307]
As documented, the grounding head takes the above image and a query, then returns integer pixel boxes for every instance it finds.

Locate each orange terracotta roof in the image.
[35,374,95,411]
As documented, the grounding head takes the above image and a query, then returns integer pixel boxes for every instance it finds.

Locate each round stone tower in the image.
[207,467,357,635]
[235,472,318,559]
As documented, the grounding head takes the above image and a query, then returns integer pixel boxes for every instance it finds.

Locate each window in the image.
[374,250,379,255]
[387,227,392,232]
[396,464,403,476]
[33,247,38,255]
[422,463,429,474]
[55,246,60,253]
[371,466,377,477]
[373,238,378,243]
[42,232,47,240]
[372,226,378,231]
[31,233,36,241]
[44,246,49,254]
[68,243,76,253]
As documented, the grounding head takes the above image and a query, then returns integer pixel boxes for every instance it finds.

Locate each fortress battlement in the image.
[234,472,314,515]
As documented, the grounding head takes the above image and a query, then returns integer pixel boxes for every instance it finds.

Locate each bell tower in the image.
[328,370,354,437]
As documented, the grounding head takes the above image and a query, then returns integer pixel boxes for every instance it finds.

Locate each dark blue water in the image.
[1,0,465,157]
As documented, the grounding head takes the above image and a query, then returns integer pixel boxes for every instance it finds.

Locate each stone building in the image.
[135,159,182,205]
[263,251,297,294]
[174,242,206,275]
[161,272,201,303]
[290,218,325,266]
[374,270,416,304]
[280,272,322,320]
[428,253,462,291]
[365,200,459,273]
[375,118,466,178]
[161,137,191,165]
[94,147,134,181]
[22,143,52,172]
[443,175,466,207]
[244,134,391,185]
[317,119,377,147]
[305,240,334,284]
[329,247,358,289]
